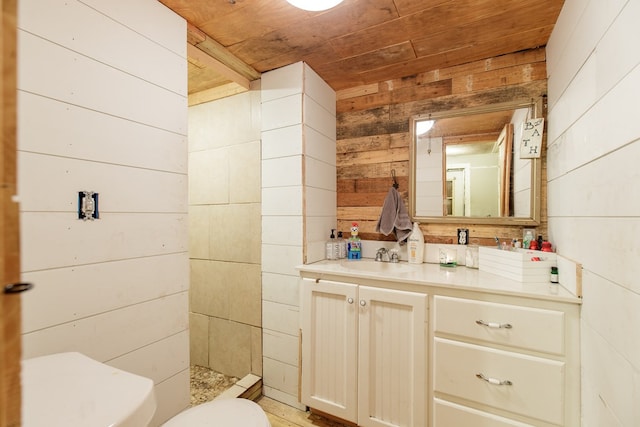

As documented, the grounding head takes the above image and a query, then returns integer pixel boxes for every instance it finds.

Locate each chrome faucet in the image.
[375,248,390,262]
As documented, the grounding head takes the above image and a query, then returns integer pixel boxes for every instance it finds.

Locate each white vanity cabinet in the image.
[300,278,427,427]
[298,261,581,427]
[432,295,580,426]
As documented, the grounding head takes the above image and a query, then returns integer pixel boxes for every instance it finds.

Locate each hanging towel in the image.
[375,186,413,243]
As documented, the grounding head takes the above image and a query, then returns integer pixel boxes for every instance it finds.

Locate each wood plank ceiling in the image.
[159,0,564,104]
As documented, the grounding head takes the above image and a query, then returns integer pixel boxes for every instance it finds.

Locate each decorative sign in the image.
[520,118,544,159]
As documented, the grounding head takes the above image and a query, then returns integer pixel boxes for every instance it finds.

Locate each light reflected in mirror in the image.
[409,100,542,225]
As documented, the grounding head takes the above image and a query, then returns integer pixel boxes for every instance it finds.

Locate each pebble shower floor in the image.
[189,365,239,406]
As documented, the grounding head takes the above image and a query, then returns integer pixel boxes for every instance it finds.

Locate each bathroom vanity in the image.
[297,260,581,427]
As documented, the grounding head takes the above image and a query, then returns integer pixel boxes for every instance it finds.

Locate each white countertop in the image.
[297,259,581,304]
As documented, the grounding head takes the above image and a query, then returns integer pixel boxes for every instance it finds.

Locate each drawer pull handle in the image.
[476,373,512,386]
[476,319,512,329]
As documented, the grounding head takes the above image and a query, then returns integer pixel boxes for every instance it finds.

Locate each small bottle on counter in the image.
[550,266,559,294]
[407,222,425,264]
[348,222,362,260]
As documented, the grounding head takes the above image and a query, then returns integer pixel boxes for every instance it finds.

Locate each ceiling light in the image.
[416,120,435,135]
[286,0,344,11]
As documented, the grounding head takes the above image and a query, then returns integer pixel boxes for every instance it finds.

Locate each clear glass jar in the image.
[465,245,479,268]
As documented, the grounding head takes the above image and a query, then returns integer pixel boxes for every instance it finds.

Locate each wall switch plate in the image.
[78,191,99,220]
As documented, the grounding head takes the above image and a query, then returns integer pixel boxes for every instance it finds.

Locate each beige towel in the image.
[375,187,413,243]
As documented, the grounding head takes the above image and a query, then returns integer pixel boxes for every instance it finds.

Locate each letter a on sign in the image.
[520,118,544,159]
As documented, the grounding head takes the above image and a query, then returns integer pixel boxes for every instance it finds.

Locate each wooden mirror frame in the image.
[409,97,543,226]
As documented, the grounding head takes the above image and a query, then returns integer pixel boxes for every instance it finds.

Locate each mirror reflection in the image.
[410,101,542,225]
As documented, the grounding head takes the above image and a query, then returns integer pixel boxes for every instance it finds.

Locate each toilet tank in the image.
[22,352,156,427]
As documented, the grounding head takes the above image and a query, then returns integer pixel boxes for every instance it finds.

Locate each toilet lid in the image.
[22,352,156,427]
[163,398,270,427]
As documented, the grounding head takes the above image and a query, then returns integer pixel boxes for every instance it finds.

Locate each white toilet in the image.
[162,397,270,426]
[22,352,270,427]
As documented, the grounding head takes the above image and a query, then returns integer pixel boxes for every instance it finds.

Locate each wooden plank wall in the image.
[336,48,548,245]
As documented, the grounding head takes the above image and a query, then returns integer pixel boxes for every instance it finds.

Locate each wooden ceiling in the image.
[159,0,564,104]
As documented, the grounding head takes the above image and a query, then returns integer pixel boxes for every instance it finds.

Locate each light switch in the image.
[78,191,99,220]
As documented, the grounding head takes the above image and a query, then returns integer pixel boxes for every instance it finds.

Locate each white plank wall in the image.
[546,1,640,426]
[16,0,189,425]
[18,93,186,173]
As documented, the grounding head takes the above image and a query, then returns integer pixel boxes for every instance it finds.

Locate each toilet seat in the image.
[163,398,271,427]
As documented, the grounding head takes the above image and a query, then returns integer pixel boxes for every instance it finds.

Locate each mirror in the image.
[409,99,542,225]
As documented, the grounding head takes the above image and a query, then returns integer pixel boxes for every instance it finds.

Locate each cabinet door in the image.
[358,286,427,427]
[300,278,358,423]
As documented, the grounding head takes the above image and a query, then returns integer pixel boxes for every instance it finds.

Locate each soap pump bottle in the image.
[407,222,425,264]
[326,229,337,260]
[337,231,347,259]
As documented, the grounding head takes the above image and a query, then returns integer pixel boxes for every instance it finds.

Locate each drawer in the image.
[434,296,565,355]
[434,398,534,427]
[434,338,564,425]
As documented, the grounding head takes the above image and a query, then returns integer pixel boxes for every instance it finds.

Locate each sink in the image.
[339,260,416,274]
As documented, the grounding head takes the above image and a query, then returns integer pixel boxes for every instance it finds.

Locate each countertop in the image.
[297,259,582,304]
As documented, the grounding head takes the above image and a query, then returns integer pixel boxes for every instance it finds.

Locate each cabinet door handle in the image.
[475,319,512,329]
[359,299,366,307]
[347,297,354,304]
[476,373,512,386]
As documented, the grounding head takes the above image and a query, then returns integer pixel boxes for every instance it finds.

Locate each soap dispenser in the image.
[326,229,337,260]
[337,231,347,259]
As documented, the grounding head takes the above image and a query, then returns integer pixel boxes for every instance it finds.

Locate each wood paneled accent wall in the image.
[336,48,548,245]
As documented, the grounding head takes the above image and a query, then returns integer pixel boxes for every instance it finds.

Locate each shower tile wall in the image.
[188,81,263,379]
[188,61,336,409]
